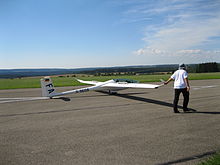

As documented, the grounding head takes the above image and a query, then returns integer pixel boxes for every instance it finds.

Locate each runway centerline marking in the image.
[0,97,49,104]
[192,85,218,90]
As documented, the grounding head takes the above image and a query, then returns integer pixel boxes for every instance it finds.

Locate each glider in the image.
[76,78,163,94]
[41,77,163,98]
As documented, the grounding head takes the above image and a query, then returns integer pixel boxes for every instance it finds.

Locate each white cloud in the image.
[146,15,220,52]
[134,47,220,55]
[134,46,167,56]
[177,49,202,54]
[133,47,220,64]
[124,0,220,63]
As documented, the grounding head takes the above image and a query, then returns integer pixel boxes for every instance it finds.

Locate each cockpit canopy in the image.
[113,79,139,83]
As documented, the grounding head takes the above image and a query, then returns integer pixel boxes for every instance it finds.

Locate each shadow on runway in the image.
[97,91,149,95]
[1,93,220,118]
[53,97,71,101]
[116,93,193,110]
[156,151,216,165]
[62,91,149,100]
[115,92,150,95]
[193,111,220,114]
[115,93,220,114]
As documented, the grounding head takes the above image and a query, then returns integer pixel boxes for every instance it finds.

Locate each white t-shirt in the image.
[171,69,188,89]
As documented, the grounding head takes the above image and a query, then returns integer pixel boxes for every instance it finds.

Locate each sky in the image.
[1,0,220,69]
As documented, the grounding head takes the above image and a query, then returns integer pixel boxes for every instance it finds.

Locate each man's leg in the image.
[173,89,181,113]
[182,88,189,111]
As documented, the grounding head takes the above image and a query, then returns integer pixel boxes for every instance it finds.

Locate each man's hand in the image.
[164,78,173,85]
[164,81,168,85]
[187,86,190,92]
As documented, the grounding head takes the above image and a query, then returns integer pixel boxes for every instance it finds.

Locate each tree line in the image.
[195,62,219,73]
[0,63,219,78]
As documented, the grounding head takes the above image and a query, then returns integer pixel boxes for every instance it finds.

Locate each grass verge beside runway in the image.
[199,152,220,165]
[0,72,220,90]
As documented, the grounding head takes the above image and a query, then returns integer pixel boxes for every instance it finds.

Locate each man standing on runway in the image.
[164,64,190,113]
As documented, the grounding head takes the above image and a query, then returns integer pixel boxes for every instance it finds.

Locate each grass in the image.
[0,72,220,90]
[198,152,220,165]
[188,72,220,80]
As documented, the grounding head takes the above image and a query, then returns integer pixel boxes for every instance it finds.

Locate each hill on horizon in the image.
[0,63,219,78]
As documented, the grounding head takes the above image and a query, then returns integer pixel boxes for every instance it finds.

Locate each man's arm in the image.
[164,77,173,85]
[184,77,190,91]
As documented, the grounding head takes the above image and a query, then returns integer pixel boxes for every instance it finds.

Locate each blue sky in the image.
[1,0,220,69]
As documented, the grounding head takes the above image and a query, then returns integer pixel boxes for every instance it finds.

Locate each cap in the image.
[179,63,186,69]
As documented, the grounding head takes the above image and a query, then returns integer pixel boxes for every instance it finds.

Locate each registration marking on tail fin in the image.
[40,77,56,97]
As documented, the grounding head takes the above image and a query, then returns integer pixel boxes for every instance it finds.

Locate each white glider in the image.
[0,77,162,103]
[76,78,163,94]
[40,77,163,98]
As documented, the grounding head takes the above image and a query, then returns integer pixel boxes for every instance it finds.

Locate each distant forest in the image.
[0,62,219,78]
[195,62,219,73]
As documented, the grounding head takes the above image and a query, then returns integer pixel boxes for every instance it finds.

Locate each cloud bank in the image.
[123,0,220,63]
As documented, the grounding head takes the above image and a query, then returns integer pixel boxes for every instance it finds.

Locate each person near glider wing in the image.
[164,63,190,113]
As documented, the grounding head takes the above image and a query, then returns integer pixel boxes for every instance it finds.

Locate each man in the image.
[164,64,190,113]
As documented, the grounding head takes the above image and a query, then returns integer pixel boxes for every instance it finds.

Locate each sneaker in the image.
[174,110,180,113]
[183,108,190,112]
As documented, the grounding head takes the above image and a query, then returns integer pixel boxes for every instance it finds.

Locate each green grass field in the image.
[0,72,220,90]
[198,152,220,165]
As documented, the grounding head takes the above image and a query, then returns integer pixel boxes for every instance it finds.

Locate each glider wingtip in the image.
[75,78,84,83]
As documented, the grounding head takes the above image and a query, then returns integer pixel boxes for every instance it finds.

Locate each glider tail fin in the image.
[40,77,56,97]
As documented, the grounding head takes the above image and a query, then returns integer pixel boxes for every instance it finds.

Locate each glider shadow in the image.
[97,91,149,95]
[116,93,193,110]
[53,97,71,101]
[115,93,220,114]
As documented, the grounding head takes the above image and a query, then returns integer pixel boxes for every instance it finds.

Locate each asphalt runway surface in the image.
[0,79,220,165]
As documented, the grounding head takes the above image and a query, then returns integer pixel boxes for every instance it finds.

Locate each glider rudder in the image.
[40,77,56,97]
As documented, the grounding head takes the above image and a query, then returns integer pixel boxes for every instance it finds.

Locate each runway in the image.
[0,79,220,165]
